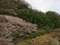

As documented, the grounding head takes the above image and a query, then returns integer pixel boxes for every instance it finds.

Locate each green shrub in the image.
[17,9,47,28]
[46,11,60,28]
[42,25,52,33]
[0,8,17,16]
[6,9,17,16]
[17,9,60,29]
[0,8,60,30]
[0,8,6,14]
[24,32,45,39]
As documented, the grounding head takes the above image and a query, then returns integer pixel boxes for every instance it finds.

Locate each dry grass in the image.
[16,34,60,45]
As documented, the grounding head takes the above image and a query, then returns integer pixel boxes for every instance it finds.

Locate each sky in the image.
[25,0,60,14]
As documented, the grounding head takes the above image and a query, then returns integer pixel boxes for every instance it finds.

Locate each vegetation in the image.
[0,8,17,15]
[24,31,45,39]
[0,6,60,40]
[0,0,60,29]
[17,9,60,29]
[16,34,60,45]
[0,0,60,45]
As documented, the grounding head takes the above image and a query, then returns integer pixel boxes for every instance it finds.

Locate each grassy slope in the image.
[15,29,60,45]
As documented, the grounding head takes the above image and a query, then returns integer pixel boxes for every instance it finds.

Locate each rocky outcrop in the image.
[0,15,37,45]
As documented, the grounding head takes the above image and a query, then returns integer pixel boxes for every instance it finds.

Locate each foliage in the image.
[0,0,60,45]
[6,9,17,15]
[16,34,60,45]
[11,31,45,41]
[0,8,17,15]
[0,8,6,14]
[42,25,52,33]
[17,9,60,29]
[24,32,45,39]
[0,0,60,29]
[17,9,47,28]
[0,8,60,40]
[46,11,60,28]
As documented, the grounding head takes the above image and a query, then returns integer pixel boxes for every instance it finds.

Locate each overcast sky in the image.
[25,0,60,13]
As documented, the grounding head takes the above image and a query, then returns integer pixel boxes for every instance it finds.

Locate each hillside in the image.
[0,0,60,45]
[16,28,60,45]
[0,9,60,45]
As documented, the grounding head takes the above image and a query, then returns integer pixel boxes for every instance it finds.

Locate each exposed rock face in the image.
[0,15,37,45]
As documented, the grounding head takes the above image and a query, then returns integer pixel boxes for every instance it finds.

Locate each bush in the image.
[17,9,47,28]
[42,25,52,33]
[0,8,17,16]
[0,8,6,14]
[17,9,60,29]
[24,32,45,39]
[0,8,60,29]
[6,9,17,16]
[46,11,60,28]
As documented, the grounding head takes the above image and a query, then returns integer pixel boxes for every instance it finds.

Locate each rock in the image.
[0,15,37,45]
